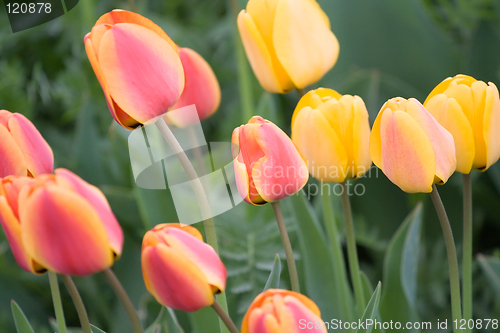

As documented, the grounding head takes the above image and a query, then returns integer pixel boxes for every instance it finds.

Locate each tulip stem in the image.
[61,275,92,333]
[271,201,300,293]
[48,272,67,333]
[102,268,143,333]
[462,173,473,333]
[430,185,463,333]
[212,300,239,333]
[340,181,365,317]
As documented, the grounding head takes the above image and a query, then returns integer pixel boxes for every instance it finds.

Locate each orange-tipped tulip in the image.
[0,110,53,178]
[232,116,308,205]
[424,74,500,173]
[84,10,184,129]
[164,47,221,127]
[237,0,339,93]
[141,223,226,312]
[0,169,123,276]
[291,88,372,182]
[241,289,327,333]
[369,98,456,193]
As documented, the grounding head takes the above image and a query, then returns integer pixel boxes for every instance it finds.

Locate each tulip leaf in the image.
[11,300,34,333]
[356,282,382,333]
[90,324,107,333]
[379,203,422,332]
[189,306,219,333]
[360,270,374,303]
[477,254,500,300]
[263,253,281,291]
[287,192,353,326]
[145,306,185,333]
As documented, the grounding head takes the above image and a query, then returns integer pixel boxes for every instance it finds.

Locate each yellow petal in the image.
[471,81,488,169]
[351,96,372,177]
[481,82,500,170]
[291,88,341,127]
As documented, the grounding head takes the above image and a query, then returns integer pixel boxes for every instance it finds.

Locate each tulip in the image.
[0,169,123,276]
[237,0,339,93]
[0,110,53,178]
[84,9,184,129]
[141,223,226,312]
[241,289,327,333]
[369,97,456,193]
[291,88,371,182]
[164,47,221,127]
[424,74,500,173]
[232,116,308,205]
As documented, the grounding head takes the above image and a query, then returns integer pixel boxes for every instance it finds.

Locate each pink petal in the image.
[0,124,26,177]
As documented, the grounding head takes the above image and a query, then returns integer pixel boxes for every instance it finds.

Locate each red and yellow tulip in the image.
[241,289,327,333]
[0,169,123,275]
[424,74,500,173]
[141,223,226,312]
[237,0,339,93]
[369,97,456,193]
[232,116,308,205]
[0,110,53,178]
[291,88,372,182]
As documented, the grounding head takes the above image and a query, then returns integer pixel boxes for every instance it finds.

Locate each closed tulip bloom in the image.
[241,289,327,333]
[84,10,184,129]
[0,110,53,178]
[291,88,371,182]
[141,223,226,312]
[0,169,123,276]
[370,98,456,193]
[232,116,308,205]
[424,74,500,173]
[237,0,339,93]
[164,48,221,127]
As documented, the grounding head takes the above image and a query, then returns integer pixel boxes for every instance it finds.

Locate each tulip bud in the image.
[0,169,123,276]
[424,74,500,173]
[237,0,339,93]
[164,48,221,127]
[369,97,456,193]
[84,10,184,129]
[141,223,226,312]
[241,289,327,333]
[291,88,372,182]
[232,116,308,205]
[0,110,53,178]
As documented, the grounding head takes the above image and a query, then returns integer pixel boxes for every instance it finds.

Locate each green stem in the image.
[61,275,92,333]
[462,173,473,332]
[102,268,143,333]
[322,183,353,328]
[430,185,463,333]
[340,181,365,317]
[48,272,67,333]
[211,300,240,333]
[271,201,300,292]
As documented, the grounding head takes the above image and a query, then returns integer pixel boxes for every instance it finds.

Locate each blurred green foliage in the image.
[1,0,500,332]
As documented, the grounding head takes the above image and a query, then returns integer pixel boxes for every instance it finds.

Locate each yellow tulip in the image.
[237,0,339,93]
[369,98,456,193]
[424,74,500,173]
[291,88,371,182]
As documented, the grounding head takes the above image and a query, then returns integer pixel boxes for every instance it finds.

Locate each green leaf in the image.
[356,282,382,333]
[189,306,219,333]
[11,301,34,333]
[360,271,374,303]
[379,203,422,332]
[263,254,281,291]
[477,254,500,300]
[90,324,107,333]
[145,306,186,333]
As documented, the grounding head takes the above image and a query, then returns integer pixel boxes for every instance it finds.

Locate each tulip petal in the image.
[54,169,123,258]
[167,48,221,127]
[141,243,214,311]
[273,0,339,89]
[163,227,226,293]
[20,186,113,276]
[291,88,342,127]
[232,127,252,204]
[8,114,53,177]
[425,94,475,173]
[291,106,347,182]
[482,83,500,170]
[98,23,184,124]
[0,124,26,178]
[283,295,327,333]
[471,81,489,169]
[352,96,372,176]
[237,11,287,93]
[405,99,456,184]
[380,109,436,193]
